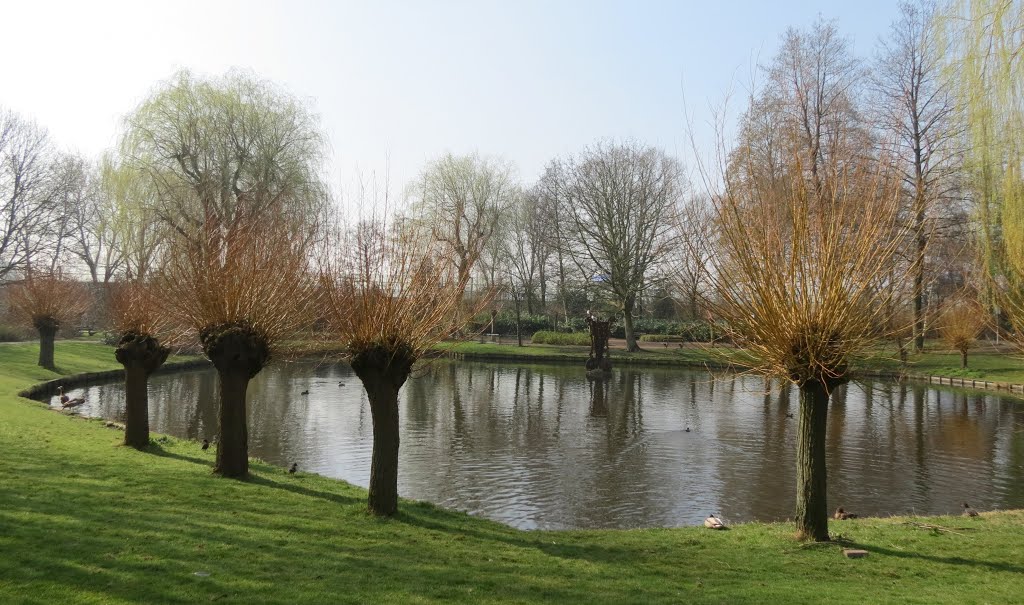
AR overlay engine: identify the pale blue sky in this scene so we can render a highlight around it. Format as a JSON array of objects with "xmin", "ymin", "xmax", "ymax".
[{"xmin": 0, "ymin": 0, "xmax": 904, "ymax": 195}]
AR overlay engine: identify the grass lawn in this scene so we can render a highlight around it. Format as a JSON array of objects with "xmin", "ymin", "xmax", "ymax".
[{"xmin": 2, "ymin": 340, "xmax": 1024, "ymax": 603}]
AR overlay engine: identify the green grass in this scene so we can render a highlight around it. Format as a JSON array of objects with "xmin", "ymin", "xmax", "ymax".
[{"xmin": 4, "ymin": 340, "xmax": 1024, "ymax": 603}]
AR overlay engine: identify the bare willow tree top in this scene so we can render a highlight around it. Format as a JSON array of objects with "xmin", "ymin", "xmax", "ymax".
[
  {"xmin": 320, "ymin": 215, "xmax": 489, "ymax": 362},
  {"xmin": 707, "ymin": 153, "xmax": 909, "ymax": 387},
  {"xmin": 120, "ymin": 69, "xmax": 329, "ymax": 237}
]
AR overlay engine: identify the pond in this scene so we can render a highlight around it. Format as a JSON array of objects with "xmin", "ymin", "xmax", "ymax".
[{"xmin": 47, "ymin": 360, "xmax": 1024, "ymax": 530}]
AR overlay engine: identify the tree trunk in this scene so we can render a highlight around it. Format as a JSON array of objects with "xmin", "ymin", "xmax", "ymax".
[
  {"xmin": 514, "ymin": 293, "xmax": 523, "ymax": 347},
  {"xmin": 351, "ymin": 351, "xmax": 412, "ymax": 517},
  {"xmin": 215, "ymin": 369, "xmax": 250, "ymax": 478},
  {"xmin": 123, "ymin": 366, "xmax": 150, "ymax": 448},
  {"xmin": 200, "ymin": 323, "xmax": 270, "ymax": 479},
  {"xmin": 116, "ymin": 332, "xmax": 170, "ymax": 450},
  {"xmin": 795, "ymin": 380, "xmax": 831, "ymax": 541},
  {"xmin": 961, "ymin": 349, "xmax": 968, "ymax": 370},
  {"xmin": 622, "ymin": 304, "xmax": 639, "ymax": 352},
  {"xmin": 36, "ymin": 319, "xmax": 58, "ymax": 369}
]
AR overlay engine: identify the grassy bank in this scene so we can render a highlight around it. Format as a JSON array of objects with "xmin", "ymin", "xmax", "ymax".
[
  {"xmin": 2, "ymin": 340, "xmax": 1024, "ymax": 603},
  {"xmin": 445, "ymin": 340, "xmax": 1024, "ymax": 385}
]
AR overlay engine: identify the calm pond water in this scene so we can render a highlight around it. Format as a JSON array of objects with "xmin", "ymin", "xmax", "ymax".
[{"xmin": 48, "ymin": 360, "xmax": 1024, "ymax": 530}]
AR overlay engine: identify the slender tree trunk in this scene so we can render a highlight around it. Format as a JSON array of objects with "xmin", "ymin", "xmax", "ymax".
[
  {"xmin": 913, "ymin": 219, "xmax": 926, "ymax": 352},
  {"xmin": 961, "ymin": 349, "xmax": 968, "ymax": 369},
  {"xmin": 123, "ymin": 366, "xmax": 150, "ymax": 448},
  {"xmin": 622, "ymin": 299, "xmax": 639, "ymax": 352},
  {"xmin": 795, "ymin": 380, "xmax": 831, "ymax": 541},
  {"xmin": 515, "ymin": 292, "xmax": 523, "ymax": 347},
  {"xmin": 36, "ymin": 319, "xmax": 58, "ymax": 372}
]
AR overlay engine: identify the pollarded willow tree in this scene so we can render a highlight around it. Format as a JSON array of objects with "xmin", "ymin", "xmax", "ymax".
[
  {"xmin": 937, "ymin": 293, "xmax": 986, "ymax": 369},
  {"xmin": 163, "ymin": 214, "xmax": 319, "ymax": 476},
  {"xmin": 7, "ymin": 268, "xmax": 88, "ymax": 369},
  {"xmin": 108, "ymin": 280, "xmax": 172, "ymax": 449},
  {"xmin": 549, "ymin": 141, "xmax": 683, "ymax": 352},
  {"xmin": 701, "ymin": 149, "xmax": 908, "ymax": 541},
  {"xmin": 122, "ymin": 69, "xmax": 328, "ymax": 477},
  {"xmin": 320, "ymin": 216, "xmax": 489, "ymax": 516}
]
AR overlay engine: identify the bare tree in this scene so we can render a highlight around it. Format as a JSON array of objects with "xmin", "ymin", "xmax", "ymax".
[
  {"xmin": 551, "ymin": 141, "xmax": 682, "ymax": 351},
  {"xmin": 101, "ymin": 155, "xmax": 166, "ymax": 281},
  {"xmin": 0, "ymin": 108, "xmax": 59, "ymax": 281},
  {"xmin": 109, "ymin": 280, "xmax": 172, "ymax": 448},
  {"xmin": 675, "ymin": 196, "xmax": 716, "ymax": 320},
  {"xmin": 410, "ymin": 153, "xmax": 517, "ymax": 296},
  {"xmin": 874, "ymin": 0, "xmax": 963, "ymax": 352},
  {"xmin": 700, "ymin": 120, "xmax": 908, "ymax": 541},
  {"xmin": 937, "ymin": 293, "xmax": 986, "ymax": 369},
  {"xmin": 162, "ymin": 214, "xmax": 319, "ymax": 476},
  {"xmin": 320, "ymin": 214, "xmax": 490, "ymax": 516},
  {"xmin": 60, "ymin": 155, "xmax": 124, "ymax": 284},
  {"xmin": 7, "ymin": 268, "xmax": 88, "ymax": 368}
]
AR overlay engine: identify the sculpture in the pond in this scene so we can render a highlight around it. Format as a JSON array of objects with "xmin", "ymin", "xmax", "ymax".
[{"xmin": 585, "ymin": 310, "xmax": 612, "ymax": 373}]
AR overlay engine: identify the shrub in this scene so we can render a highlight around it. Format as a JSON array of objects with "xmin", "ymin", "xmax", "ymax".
[
  {"xmin": 530, "ymin": 331, "xmax": 591, "ymax": 346},
  {"xmin": 471, "ymin": 311, "xmax": 552, "ymax": 335},
  {"xmin": 0, "ymin": 324, "xmax": 25, "ymax": 342},
  {"xmin": 638, "ymin": 334, "xmax": 687, "ymax": 343}
]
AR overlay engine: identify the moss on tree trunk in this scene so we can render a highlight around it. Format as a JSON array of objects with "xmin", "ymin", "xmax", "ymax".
[
  {"xmin": 35, "ymin": 317, "xmax": 58, "ymax": 370},
  {"xmin": 200, "ymin": 322, "xmax": 269, "ymax": 479},
  {"xmin": 350, "ymin": 345, "xmax": 414, "ymax": 516},
  {"xmin": 115, "ymin": 332, "xmax": 170, "ymax": 449},
  {"xmin": 795, "ymin": 379, "xmax": 831, "ymax": 541}
]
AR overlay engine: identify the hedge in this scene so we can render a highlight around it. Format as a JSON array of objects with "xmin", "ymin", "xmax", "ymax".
[{"xmin": 530, "ymin": 331, "xmax": 591, "ymax": 346}]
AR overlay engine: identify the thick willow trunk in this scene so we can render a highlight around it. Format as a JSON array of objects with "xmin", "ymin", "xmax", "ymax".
[
  {"xmin": 36, "ymin": 317, "xmax": 58, "ymax": 369},
  {"xmin": 201, "ymin": 323, "xmax": 270, "ymax": 479},
  {"xmin": 116, "ymin": 332, "xmax": 170, "ymax": 450},
  {"xmin": 215, "ymin": 370, "xmax": 250, "ymax": 477},
  {"xmin": 795, "ymin": 380, "xmax": 831, "ymax": 541},
  {"xmin": 123, "ymin": 367, "xmax": 150, "ymax": 448},
  {"xmin": 351, "ymin": 346, "xmax": 414, "ymax": 516}
]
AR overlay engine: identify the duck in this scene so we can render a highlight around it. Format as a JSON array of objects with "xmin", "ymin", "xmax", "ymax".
[
  {"xmin": 62, "ymin": 397, "xmax": 86, "ymax": 409},
  {"xmin": 338, "ymin": 382, "xmax": 345, "ymax": 387},
  {"xmin": 684, "ymin": 427, "xmax": 691, "ymax": 433},
  {"xmin": 833, "ymin": 507, "xmax": 858, "ymax": 520},
  {"xmin": 201, "ymin": 439, "xmax": 210, "ymax": 451},
  {"xmin": 57, "ymin": 386, "xmax": 69, "ymax": 405},
  {"xmin": 300, "ymin": 390, "xmax": 309, "ymax": 395},
  {"xmin": 704, "ymin": 514, "xmax": 727, "ymax": 530},
  {"xmin": 289, "ymin": 463, "xmax": 298, "ymax": 474},
  {"xmin": 962, "ymin": 502, "xmax": 979, "ymax": 517}
]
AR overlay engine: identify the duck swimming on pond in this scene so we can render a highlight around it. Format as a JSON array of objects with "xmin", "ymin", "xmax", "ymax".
[{"xmin": 300, "ymin": 390, "xmax": 309, "ymax": 395}]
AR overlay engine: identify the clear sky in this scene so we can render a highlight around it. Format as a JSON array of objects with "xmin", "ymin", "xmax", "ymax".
[{"xmin": 0, "ymin": 0, "xmax": 904, "ymax": 196}]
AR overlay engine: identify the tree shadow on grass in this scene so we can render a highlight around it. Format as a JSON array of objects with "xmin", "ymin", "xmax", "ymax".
[
  {"xmin": 848, "ymin": 540, "xmax": 1024, "ymax": 574},
  {"xmin": 146, "ymin": 443, "xmax": 212, "ymax": 467},
  {"xmin": 244, "ymin": 474, "xmax": 362, "ymax": 506},
  {"xmin": 395, "ymin": 504, "xmax": 640, "ymax": 565}
]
